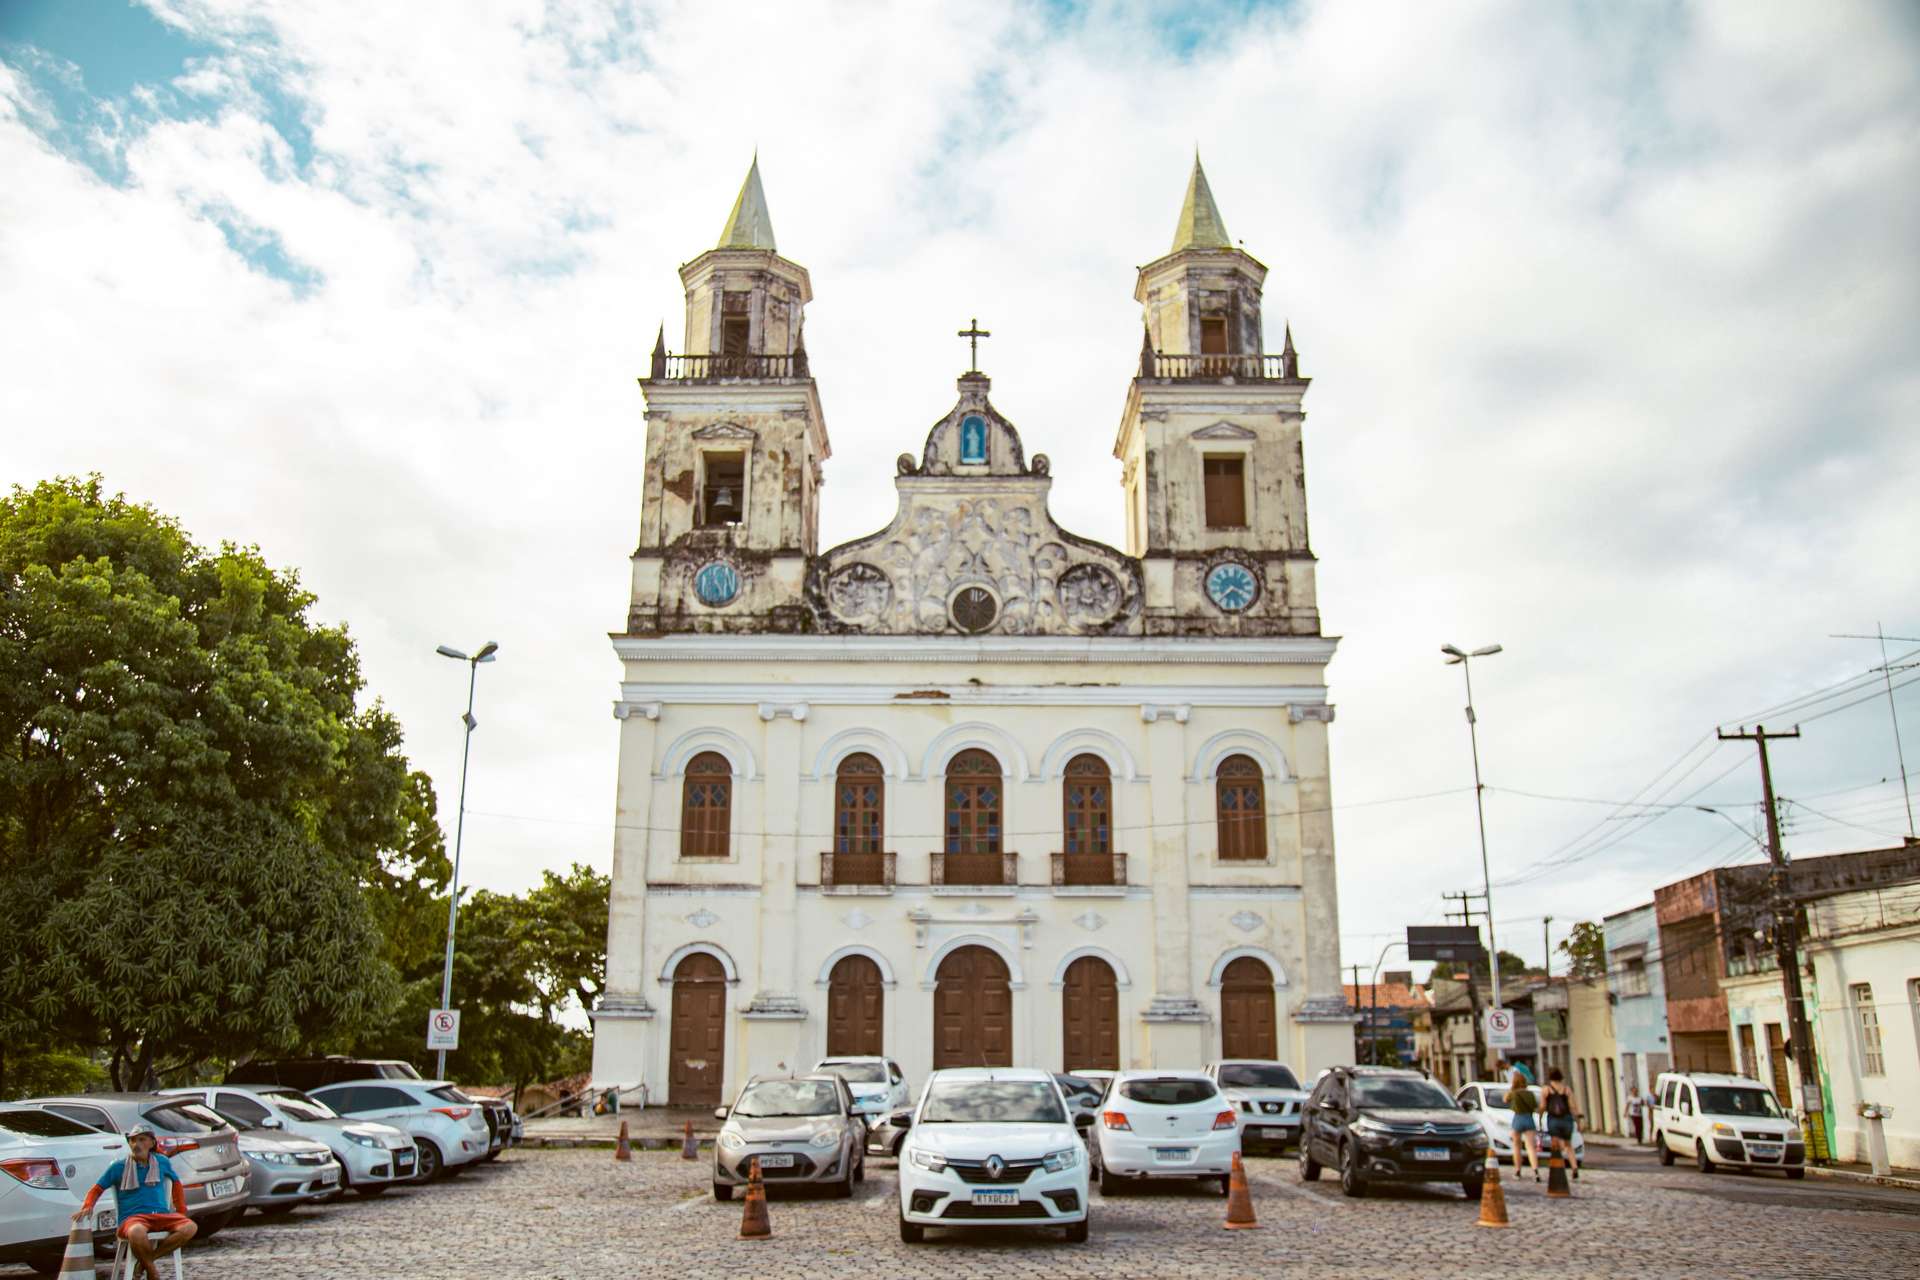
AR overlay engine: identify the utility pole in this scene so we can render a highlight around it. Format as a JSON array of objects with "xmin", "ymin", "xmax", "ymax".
[
  {"xmin": 1542, "ymin": 915, "xmax": 1554, "ymax": 980},
  {"xmin": 1443, "ymin": 890, "xmax": 1492, "ymax": 1076},
  {"xmin": 1719, "ymin": 723, "xmax": 1828, "ymax": 1164},
  {"xmin": 1351, "ymin": 964, "xmax": 1364, "ymax": 1063}
]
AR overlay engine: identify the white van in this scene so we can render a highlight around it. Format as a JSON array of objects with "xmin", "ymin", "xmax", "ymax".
[{"xmin": 1650, "ymin": 1072, "xmax": 1805, "ymax": 1178}]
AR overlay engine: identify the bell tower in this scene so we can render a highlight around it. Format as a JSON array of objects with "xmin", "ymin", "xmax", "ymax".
[
  {"xmin": 628, "ymin": 157, "xmax": 829, "ymax": 634},
  {"xmin": 1113, "ymin": 155, "xmax": 1319, "ymax": 636}
]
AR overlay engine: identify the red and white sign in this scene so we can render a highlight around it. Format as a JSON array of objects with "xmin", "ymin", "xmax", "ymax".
[
  {"xmin": 1484, "ymin": 1009, "xmax": 1517, "ymax": 1050},
  {"xmin": 427, "ymin": 1008, "xmax": 461, "ymax": 1051}
]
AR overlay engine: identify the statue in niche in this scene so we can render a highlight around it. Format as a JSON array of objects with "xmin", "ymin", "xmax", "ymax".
[{"xmin": 960, "ymin": 415, "xmax": 988, "ymax": 464}]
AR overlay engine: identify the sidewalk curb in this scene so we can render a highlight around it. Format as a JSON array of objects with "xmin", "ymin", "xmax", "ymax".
[
  {"xmin": 1805, "ymin": 1166, "xmax": 1920, "ymax": 1192},
  {"xmin": 523, "ymin": 1136, "xmax": 715, "ymax": 1152}
]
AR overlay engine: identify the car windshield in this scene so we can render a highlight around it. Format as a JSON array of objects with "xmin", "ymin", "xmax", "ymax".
[
  {"xmin": 1352, "ymin": 1078, "xmax": 1457, "ymax": 1110},
  {"xmin": 147, "ymin": 1103, "xmax": 229, "ymax": 1134},
  {"xmin": 264, "ymin": 1091, "xmax": 338, "ymax": 1122},
  {"xmin": 1698, "ymin": 1087, "xmax": 1783, "ymax": 1118},
  {"xmin": 1218, "ymin": 1064, "xmax": 1301, "ymax": 1090},
  {"xmin": 820, "ymin": 1063, "xmax": 888, "ymax": 1085},
  {"xmin": 920, "ymin": 1081, "xmax": 1066, "ymax": 1125},
  {"xmin": 1480, "ymin": 1089, "xmax": 1514, "ymax": 1111},
  {"xmin": 0, "ymin": 1109, "xmax": 96, "ymax": 1138},
  {"xmin": 733, "ymin": 1081, "xmax": 842, "ymax": 1118},
  {"xmin": 1119, "ymin": 1078, "xmax": 1218, "ymax": 1106}
]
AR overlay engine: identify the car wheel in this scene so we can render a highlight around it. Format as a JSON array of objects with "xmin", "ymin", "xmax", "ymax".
[
  {"xmin": 854, "ymin": 1150, "xmax": 865, "ymax": 1184},
  {"xmin": 196, "ymin": 1210, "xmax": 237, "ymax": 1239},
  {"xmin": 1463, "ymin": 1175, "xmax": 1484, "ymax": 1200},
  {"xmin": 1656, "ymin": 1133, "xmax": 1675, "ymax": 1166},
  {"xmin": 415, "ymin": 1139, "xmax": 446, "ymax": 1181},
  {"xmin": 1787, "ymin": 1167, "xmax": 1806, "ymax": 1181},
  {"xmin": 713, "ymin": 1182, "xmax": 733, "ymax": 1201},
  {"xmin": 1696, "ymin": 1141, "xmax": 1715, "ymax": 1174},
  {"xmin": 1300, "ymin": 1142, "xmax": 1322, "ymax": 1182},
  {"xmin": 1339, "ymin": 1142, "xmax": 1368, "ymax": 1198},
  {"xmin": 899, "ymin": 1213, "xmax": 924, "ymax": 1244},
  {"xmin": 353, "ymin": 1185, "xmax": 388, "ymax": 1197},
  {"xmin": 26, "ymin": 1252, "xmax": 63, "ymax": 1278},
  {"xmin": 1064, "ymin": 1215, "xmax": 1090, "ymax": 1243},
  {"xmin": 1099, "ymin": 1165, "xmax": 1129, "ymax": 1196},
  {"xmin": 1217, "ymin": 1174, "xmax": 1233, "ymax": 1197}
]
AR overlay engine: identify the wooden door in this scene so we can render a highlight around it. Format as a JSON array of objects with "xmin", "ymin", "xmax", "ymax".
[
  {"xmin": 1764, "ymin": 1023, "xmax": 1791, "ymax": 1102},
  {"xmin": 669, "ymin": 952, "xmax": 727, "ymax": 1105},
  {"xmin": 827, "ymin": 954, "xmax": 885, "ymax": 1057},
  {"xmin": 1061, "ymin": 956, "xmax": 1119, "ymax": 1071},
  {"xmin": 933, "ymin": 946, "xmax": 1012, "ymax": 1068},
  {"xmin": 1220, "ymin": 957, "xmax": 1278, "ymax": 1059}
]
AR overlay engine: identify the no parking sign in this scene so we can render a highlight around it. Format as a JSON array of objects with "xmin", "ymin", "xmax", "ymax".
[
  {"xmin": 1484, "ymin": 1008, "xmax": 1517, "ymax": 1050},
  {"xmin": 427, "ymin": 1008, "xmax": 461, "ymax": 1051}
]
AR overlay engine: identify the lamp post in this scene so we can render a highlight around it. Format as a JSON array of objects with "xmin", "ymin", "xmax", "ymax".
[
  {"xmin": 1442, "ymin": 643, "xmax": 1504, "ymax": 1013},
  {"xmin": 434, "ymin": 639, "xmax": 498, "ymax": 1080}
]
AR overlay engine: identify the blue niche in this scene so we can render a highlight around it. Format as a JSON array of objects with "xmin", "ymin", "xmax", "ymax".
[
  {"xmin": 693, "ymin": 560, "xmax": 741, "ymax": 607},
  {"xmin": 960, "ymin": 415, "xmax": 988, "ymax": 464}
]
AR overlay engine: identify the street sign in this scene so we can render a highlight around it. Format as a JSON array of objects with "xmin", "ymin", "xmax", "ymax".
[
  {"xmin": 1484, "ymin": 1008, "xmax": 1517, "ymax": 1050},
  {"xmin": 427, "ymin": 1008, "xmax": 461, "ymax": 1051},
  {"xmin": 1408, "ymin": 925, "xmax": 1484, "ymax": 962}
]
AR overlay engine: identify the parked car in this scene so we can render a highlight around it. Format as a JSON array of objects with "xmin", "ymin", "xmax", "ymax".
[
  {"xmin": 160, "ymin": 1086, "xmax": 416, "ymax": 1196},
  {"xmin": 227, "ymin": 1058, "xmax": 424, "ymax": 1090},
  {"xmin": 17, "ymin": 1095, "xmax": 251, "ymax": 1234},
  {"xmin": 1206, "ymin": 1059, "xmax": 1309, "ymax": 1152},
  {"xmin": 1092, "ymin": 1071, "xmax": 1239, "ymax": 1195},
  {"xmin": 1298, "ymin": 1066, "xmax": 1489, "ymax": 1199},
  {"xmin": 1453, "ymin": 1081, "xmax": 1586, "ymax": 1162},
  {"xmin": 894, "ymin": 1068, "xmax": 1092, "ymax": 1244},
  {"xmin": 1053, "ymin": 1074, "xmax": 1106, "ymax": 1126},
  {"xmin": 1651, "ymin": 1071, "xmax": 1805, "ymax": 1178},
  {"xmin": 307, "ymin": 1080, "xmax": 490, "ymax": 1181},
  {"xmin": 711, "ymin": 1074, "xmax": 866, "ymax": 1200},
  {"xmin": 0, "ymin": 1107, "xmax": 123, "ymax": 1277},
  {"xmin": 864, "ymin": 1105, "xmax": 912, "ymax": 1158},
  {"xmin": 813, "ymin": 1057, "xmax": 911, "ymax": 1120},
  {"xmin": 1069, "ymin": 1070, "xmax": 1118, "ymax": 1101},
  {"xmin": 471, "ymin": 1097, "xmax": 518, "ymax": 1159}
]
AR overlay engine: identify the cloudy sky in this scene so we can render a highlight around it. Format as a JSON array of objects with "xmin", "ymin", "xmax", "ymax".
[{"xmin": 4, "ymin": 0, "xmax": 1917, "ymax": 979}]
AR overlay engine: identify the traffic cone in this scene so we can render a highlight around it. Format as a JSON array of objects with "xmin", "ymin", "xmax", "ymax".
[
  {"xmin": 1223, "ymin": 1152, "xmax": 1259, "ymax": 1230},
  {"xmin": 1546, "ymin": 1138, "xmax": 1571, "ymax": 1199},
  {"xmin": 614, "ymin": 1119, "xmax": 632, "ymax": 1162},
  {"xmin": 681, "ymin": 1118, "xmax": 698, "ymax": 1161},
  {"xmin": 57, "ymin": 1219, "xmax": 93, "ymax": 1275},
  {"xmin": 739, "ymin": 1156, "xmax": 772, "ymax": 1240},
  {"xmin": 1475, "ymin": 1162, "xmax": 1511, "ymax": 1228}
]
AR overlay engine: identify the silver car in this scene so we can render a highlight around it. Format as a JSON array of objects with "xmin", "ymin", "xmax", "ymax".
[
  {"xmin": 161, "ymin": 1086, "xmax": 416, "ymax": 1195},
  {"xmin": 228, "ymin": 1127, "xmax": 340, "ymax": 1214},
  {"xmin": 712, "ymin": 1075, "xmax": 866, "ymax": 1200},
  {"xmin": 20, "ymin": 1095, "xmax": 251, "ymax": 1234}
]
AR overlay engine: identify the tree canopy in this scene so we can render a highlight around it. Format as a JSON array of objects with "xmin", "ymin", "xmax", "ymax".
[{"xmin": 1558, "ymin": 921, "xmax": 1606, "ymax": 980}]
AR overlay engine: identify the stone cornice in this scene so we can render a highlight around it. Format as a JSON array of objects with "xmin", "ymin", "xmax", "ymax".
[{"xmin": 610, "ymin": 633, "xmax": 1338, "ymax": 667}]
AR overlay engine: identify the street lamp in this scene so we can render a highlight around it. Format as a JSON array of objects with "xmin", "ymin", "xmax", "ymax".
[
  {"xmin": 1442, "ymin": 643, "xmax": 1504, "ymax": 1018},
  {"xmin": 434, "ymin": 639, "xmax": 498, "ymax": 1080}
]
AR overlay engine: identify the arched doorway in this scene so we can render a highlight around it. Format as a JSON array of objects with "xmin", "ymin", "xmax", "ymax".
[
  {"xmin": 933, "ymin": 946, "xmax": 1012, "ymax": 1068},
  {"xmin": 1220, "ymin": 956, "xmax": 1277, "ymax": 1060},
  {"xmin": 826, "ymin": 954, "xmax": 885, "ymax": 1057},
  {"xmin": 669, "ymin": 952, "xmax": 727, "ymax": 1104},
  {"xmin": 1061, "ymin": 955, "xmax": 1119, "ymax": 1071}
]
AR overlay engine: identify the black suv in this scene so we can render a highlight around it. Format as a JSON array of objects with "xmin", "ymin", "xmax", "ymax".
[
  {"xmin": 227, "ymin": 1057, "xmax": 425, "ymax": 1089},
  {"xmin": 1299, "ymin": 1066, "xmax": 1489, "ymax": 1199}
]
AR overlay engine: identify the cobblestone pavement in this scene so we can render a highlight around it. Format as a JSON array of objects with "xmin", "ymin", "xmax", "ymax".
[{"xmin": 11, "ymin": 1148, "xmax": 1915, "ymax": 1279}]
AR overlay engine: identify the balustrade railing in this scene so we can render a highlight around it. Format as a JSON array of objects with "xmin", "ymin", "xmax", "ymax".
[
  {"xmin": 821, "ymin": 850, "xmax": 895, "ymax": 889},
  {"xmin": 648, "ymin": 351, "xmax": 807, "ymax": 380},
  {"xmin": 931, "ymin": 851, "xmax": 1017, "ymax": 887},
  {"xmin": 1050, "ymin": 851, "xmax": 1127, "ymax": 887},
  {"xmin": 1139, "ymin": 351, "xmax": 1296, "ymax": 381}
]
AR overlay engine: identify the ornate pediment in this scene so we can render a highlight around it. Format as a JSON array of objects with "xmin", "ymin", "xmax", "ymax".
[
  {"xmin": 1190, "ymin": 420, "xmax": 1258, "ymax": 440},
  {"xmin": 691, "ymin": 421, "xmax": 757, "ymax": 440}
]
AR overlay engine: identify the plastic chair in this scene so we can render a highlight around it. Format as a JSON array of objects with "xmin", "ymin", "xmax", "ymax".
[{"xmin": 111, "ymin": 1231, "xmax": 185, "ymax": 1279}]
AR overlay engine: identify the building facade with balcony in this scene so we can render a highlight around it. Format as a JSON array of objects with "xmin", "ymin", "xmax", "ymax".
[{"xmin": 589, "ymin": 157, "xmax": 1351, "ymax": 1104}]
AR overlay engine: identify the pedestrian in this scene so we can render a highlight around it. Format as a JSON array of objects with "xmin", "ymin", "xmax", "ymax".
[
  {"xmin": 1543, "ymin": 1067, "xmax": 1581, "ymax": 1180},
  {"xmin": 1626, "ymin": 1084, "xmax": 1646, "ymax": 1144},
  {"xmin": 71, "ymin": 1123, "xmax": 196, "ymax": 1280},
  {"xmin": 1505, "ymin": 1068, "xmax": 1542, "ymax": 1180}
]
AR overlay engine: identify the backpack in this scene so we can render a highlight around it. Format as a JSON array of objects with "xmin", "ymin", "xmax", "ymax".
[{"xmin": 1545, "ymin": 1087, "xmax": 1573, "ymax": 1120}]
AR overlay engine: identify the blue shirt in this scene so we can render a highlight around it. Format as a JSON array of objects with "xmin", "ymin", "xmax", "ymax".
[{"xmin": 94, "ymin": 1155, "xmax": 179, "ymax": 1218}]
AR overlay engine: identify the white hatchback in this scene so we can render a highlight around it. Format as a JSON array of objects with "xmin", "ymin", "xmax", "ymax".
[
  {"xmin": 0, "ymin": 1107, "xmax": 122, "ymax": 1275},
  {"xmin": 895, "ymin": 1069, "xmax": 1091, "ymax": 1244},
  {"xmin": 812, "ymin": 1057, "xmax": 910, "ymax": 1119},
  {"xmin": 1651, "ymin": 1071, "xmax": 1805, "ymax": 1177},
  {"xmin": 1094, "ymin": 1071, "xmax": 1240, "ymax": 1194}
]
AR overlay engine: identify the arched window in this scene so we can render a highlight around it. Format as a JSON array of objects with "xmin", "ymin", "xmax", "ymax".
[
  {"xmin": 944, "ymin": 749, "xmax": 1002, "ymax": 854},
  {"xmin": 681, "ymin": 751, "xmax": 732, "ymax": 858},
  {"xmin": 1215, "ymin": 753, "xmax": 1266, "ymax": 860},
  {"xmin": 834, "ymin": 753, "xmax": 885, "ymax": 854},
  {"xmin": 1062, "ymin": 754, "xmax": 1112, "ymax": 855}
]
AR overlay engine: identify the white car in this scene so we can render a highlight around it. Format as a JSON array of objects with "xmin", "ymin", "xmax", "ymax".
[
  {"xmin": 309, "ymin": 1080, "xmax": 491, "ymax": 1180},
  {"xmin": 1094, "ymin": 1071, "xmax": 1240, "ymax": 1194},
  {"xmin": 0, "ymin": 1107, "xmax": 122, "ymax": 1276},
  {"xmin": 812, "ymin": 1057, "xmax": 910, "ymax": 1119},
  {"xmin": 895, "ymin": 1068, "xmax": 1091, "ymax": 1244},
  {"xmin": 1454, "ymin": 1082, "xmax": 1586, "ymax": 1161},
  {"xmin": 161, "ymin": 1085, "xmax": 417, "ymax": 1195},
  {"xmin": 1206, "ymin": 1059, "xmax": 1309, "ymax": 1152},
  {"xmin": 1651, "ymin": 1071, "xmax": 1805, "ymax": 1178}
]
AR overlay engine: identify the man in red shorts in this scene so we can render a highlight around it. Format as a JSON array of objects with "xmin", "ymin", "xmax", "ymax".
[{"xmin": 72, "ymin": 1123, "xmax": 197, "ymax": 1279}]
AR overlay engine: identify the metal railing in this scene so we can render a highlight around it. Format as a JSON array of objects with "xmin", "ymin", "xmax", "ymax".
[
  {"xmin": 1050, "ymin": 851, "xmax": 1127, "ymax": 887},
  {"xmin": 648, "ymin": 351, "xmax": 808, "ymax": 380},
  {"xmin": 1139, "ymin": 351, "xmax": 1297, "ymax": 381},
  {"xmin": 821, "ymin": 850, "xmax": 895, "ymax": 888},
  {"xmin": 931, "ymin": 851, "xmax": 1017, "ymax": 887}
]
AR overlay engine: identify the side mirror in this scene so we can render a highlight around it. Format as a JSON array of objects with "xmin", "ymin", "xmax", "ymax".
[
  {"xmin": 1072, "ymin": 1113, "xmax": 1095, "ymax": 1130},
  {"xmin": 260, "ymin": 1117, "xmax": 285, "ymax": 1130},
  {"xmin": 889, "ymin": 1111, "xmax": 913, "ymax": 1130},
  {"xmin": 712, "ymin": 1107, "xmax": 729, "ymax": 1121}
]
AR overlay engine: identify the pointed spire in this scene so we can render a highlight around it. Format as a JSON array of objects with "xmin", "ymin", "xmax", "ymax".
[
  {"xmin": 717, "ymin": 154, "xmax": 777, "ymax": 251},
  {"xmin": 1170, "ymin": 152, "xmax": 1231, "ymax": 253},
  {"xmin": 1281, "ymin": 322, "xmax": 1299, "ymax": 379},
  {"xmin": 649, "ymin": 322, "xmax": 666, "ymax": 378},
  {"xmin": 1139, "ymin": 325, "xmax": 1155, "ymax": 377}
]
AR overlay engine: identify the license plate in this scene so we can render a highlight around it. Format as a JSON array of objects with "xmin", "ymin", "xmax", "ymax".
[
  {"xmin": 1751, "ymin": 1143, "xmax": 1781, "ymax": 1158},
  {"xmin": 1152, "ymin": 1146, "xmax": 1195, "ymax": 1163},
  {"xmin": 757, "ymin": 1154, "xmax": 795, "ymax": 1168},
  {"xmin": 94, "ymin": 1211, "xmax": 115, "ymax": 1232},
  {"xmin": 972, "ymin": 1189, "xmax": 1019, "ymax": 1206},
  {"xmin": 317, "ymin": 1168, "xmax": 339, "ymax": 1185},
  {"xmin": 1413, "ymin": 1147, "xmax": 1450, "ymax": 1162},
  {"xmin": 207, "ymin": 1177, "xmax": 240, "ymax": 1198},
  {"xmin": 395, "ymin": 1152, "xmax": 415, "ymax": 1168}
]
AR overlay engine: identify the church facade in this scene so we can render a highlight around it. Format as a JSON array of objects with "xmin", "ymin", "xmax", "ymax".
[{"xmin": 590, "ymin": 157, "xmax": 1351, "ymax": 1105}]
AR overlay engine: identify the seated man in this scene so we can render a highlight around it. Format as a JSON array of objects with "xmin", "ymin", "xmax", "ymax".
[{"xmin": 73, "ymin": 1123, "xmax": 197, "ymax": 1279}]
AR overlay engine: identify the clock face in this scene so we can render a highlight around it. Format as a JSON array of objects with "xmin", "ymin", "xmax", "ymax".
[
  {"xmin": 950, "ymin": 585, "xmax": 999, "ymax": 634},
  {"xmin": 1205, "ymin": 562, "xmax": 1259, "ymax": 612},
  {"xmin": 693, "ymin": 560, "xmax": 740, "ymax": 607}
]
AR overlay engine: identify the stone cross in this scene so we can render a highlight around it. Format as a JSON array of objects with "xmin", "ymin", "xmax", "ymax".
[{"xmin": 957, "ymin": 317, "xmax": 991, "ymax": 372}]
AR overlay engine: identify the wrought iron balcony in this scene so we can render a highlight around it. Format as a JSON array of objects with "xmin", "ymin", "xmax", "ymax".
[
  {"xmin": 647, "ymin": 351, "xmax": 808, "ymax": 381},
  {"xmin": 1139, "ymin": 351, "xmax": 1299, "ymax": 382},
  {"xmin": 1051, "ymin": 851, "xmax": 1127, "ymax": 888},
  {"xmin": 931, "ymin": 851, "xmax": 1017, "ymax": 887},
  {"xmin": 820, "ymin": 850, "xmax": 895, "ymax": 890}
]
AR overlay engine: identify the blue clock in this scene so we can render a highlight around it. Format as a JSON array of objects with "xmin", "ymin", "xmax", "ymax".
[
  {"xmin": 1205, "ymin": 562, "xmax": 1259, "ymax": 613},
  {"xmin": 693, "ymin": 560, "xmax": 740, "ymax": 607}
]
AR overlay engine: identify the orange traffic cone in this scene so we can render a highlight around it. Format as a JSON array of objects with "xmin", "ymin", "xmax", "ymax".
[
  {"xmin": 1475, "ymin": 1162, "xmax": 1511, "ymax": 1228},
  {"xmin": 1546, "ymin": 1138, "xmax": 1571, "ymax": 1199},
  {"xmin": 681, "ymin": 1118, "xmax": 698, "ymax": 1161},
  {"xmin": 1223, "ymin": 1151, "xmax": 1259, "ymax": 1230},
  {"xmin": 57, "ymin": 1218, "xmax": 93, "ymax": 1275},
  {"xmin": 739, "ymin": 1156, "xmax": 772, "ymax": 1239},
  {"xmin": 614, "ymin": 1119, "xmax": 632, "ymax": 1162}
]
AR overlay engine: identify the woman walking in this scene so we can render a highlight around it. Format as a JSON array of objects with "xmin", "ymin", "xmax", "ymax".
[
  {"xmin": 1543, "ymin": 1067, "xmax": 1582, "ymax": 1179},
  {"xmin": 1626, "ymin": 1085, "xmax": 1646, "ymax": 1144},
  {"xmin": 1505, "ymin": 1068, "xmax": 1542, "ymax": 1180}
]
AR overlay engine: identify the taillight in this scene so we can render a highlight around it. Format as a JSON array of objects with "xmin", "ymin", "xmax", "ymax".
[
  {"xmin": 432, "ymin": 1107, "xmax": 473, "ymax": 1121},
  {"xmin": 154, "ymin": 1136, "xmax": 199, "ymax": 1157},
  {"xmin": 0, "ymin": 1157, "xmax": 67, "ymax": 1189},
  {"xmin": 1102, "ymin": 1111, "xmax": 1131, "ymax": 1131},
  {"xmin": 1214, "ymin": 1110, "xmax": 1239, "ymax": 1130}
]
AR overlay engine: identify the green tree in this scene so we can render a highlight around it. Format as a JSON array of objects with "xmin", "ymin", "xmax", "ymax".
[
  {"xmin": 1558, "ymin": 921, "xmax": 1606, "ymax": 980},
  {"xmin": 1467, "ymin": 949, "xmax": 1531, "ymax": 981},
  {"xmin": 0, "ymin": 477, "xmax": 423, "ymax": 1089}
]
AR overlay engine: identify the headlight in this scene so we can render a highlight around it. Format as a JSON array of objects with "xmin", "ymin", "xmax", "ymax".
[
  {"xmin": 1712, "ymin": 1122, "xmax": 1737, "ymax": 1137},
  {"xmin": 1043, "ymin": 1146, "xmax": 1080, "ymax": 1173},
  {"xmin": 719, "ymin": 1129, "xmax": 746, "ymax": 1150},
  {"xmin": 257, "ymin": 1151, "xmax": 294, "ymax": 1165},
  {"xmin": 809, "ymin": 1130, "xmax": 838, "ymax": 1148},
  {"xmin": 1351, "ymin": 1117, "xmax": 1391, "ymax": 1137},
  {"xmin": 1465, "ymin": 1129, "xmax": 1490, "ymax": 1148},
  {"xmin": 346, "ymin": 1131, "xmax": 381, "ymax": 1148},
  {"xmin": 909, "ymin": 1149, "xmax": 946, "ymax": 1173}
]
